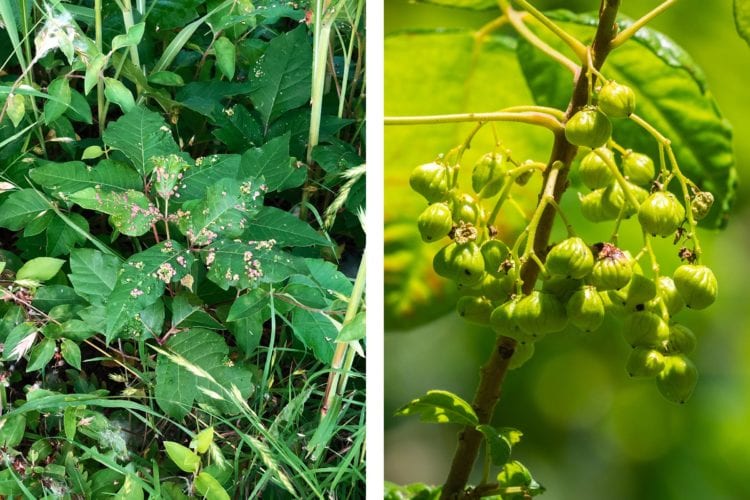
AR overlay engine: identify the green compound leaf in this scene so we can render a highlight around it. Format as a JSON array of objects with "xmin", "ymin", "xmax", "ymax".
[
  {"xmin": 154, "ymin": 328, "xmax": 254, "ymax": 419},
  {"xmin": 249, "ymin": 24, "xmax": 312, "ymax": 125},
  {"xmin": 69, "ymin": 188, "xmax": 157, "ymax": 236},
  {"xmin": 476, "ymin": 424, "xmax": 512, "ymax": 466},
  {"xmin": 239, "ymin": 133, "xmax": 305, "ymax": 193},
  {"xmin": 102, "ymin": 105, "xmax": 181, "ymax": 176},
  {"xmin": 290, "ymin": 308, "xmax": 336, "ymax": 363},
  {"xmin": 205, "ymin": 238, "xmax": 307, "ymax": 290},
  {"xmin": 395, "ymin": 389, "xmax": 479, "ymax": 427},
  {"xmin": 517, "ymin": 12, "xmax": 736, "ymax": 229},
  {"xmin": 164, "ymin": 441, "xmax": 201, "ymax": 473},
  {"xmin": 177, "ymin": 177, "xmax": 263, "ymax": 246},
  {"xmin": 242, "ymin": 206, "xmax": 330, "ymax": 247},
  {"xmin": 69, "ymin": 248, "xmax": 120, "ymax": 305},
  {"xmin": 105, "ymin": 240, "xmax": 193, "ymax": 341},
  {"xmin": 0, "ymin": 189, "xmax": 50, "ymax": 230},
  {"xmin": 104, "ymin": 77, "xmax": 135, "ymax": 113},
  {"xmin": 735, "ymin": 0, "xmax": 750, "ymax": 47},
  {"xmin": 385, "ymin": 31, "xmax": 542, "ymax": 330},
  {"xmin": 30, "ymin": 159, "xmax": 143, "ymax": 196},
  {"xmin": 111, "ymin": 22, "xmax": 145, "ymax": 52}
]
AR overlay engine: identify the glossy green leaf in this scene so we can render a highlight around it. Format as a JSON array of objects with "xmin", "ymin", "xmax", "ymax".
[
  {"xmin": 194, "ymin": 472, "xmax": 230, "ymax": 500},
  {"xmin": 178, "ymin": 178, "xmax": 262, "ymax": 246},
  {"xmin": 45, "ymin": 212, "xmax": 89, "ymax": 257},
  {"xmin": 104, "ymin": 77, "xmax": 135, "ymax": 113},
  {"xmin": 395, "ymin": 390, "xmax": 479, "ymax": 426},
  {"xmin": 16, "ymin": 257, "xmax": 64, "ymax": 281},
  {"xmin": 249, "ymin": 25, "xmax": 311, "ymax": 124},
  {"xmin": 239, "ymin": 133, "xmax": 304, "ymax": 192},
  {"xmin": 6, "ymin": 93, "xmax": 24, "ymax": 127},
  {"xmin": 155, "ymin": 328, "xmax": 254, "ymax": 419},
  {"xmin": 69, "ymin": 188, "xmax": 157, "ymax": 236},
  {"xmin": 111, "ymin": 22, "xmax": 145, "ymax": 51},
  {"xmin": 30, "ymin": 159, "xmax": 142, "ymax": 195},
  {"xmin": 214, "ymin": 36, "xmax": 236, "ymax": 80},
  {"xmin": 518, "ymin": 13, "xmax": 735, "ymax": 228},
  {"xmin": 735, "ymin": 0, "xmax": 750, "ymax": 46},
  {"xmin": 26, "ymin": 337, "xmax": 56, "ymax": 372},
  {"xmin": 290, "ymin": 309, "xmax": 336, "ymax": 363},
  {"xmin": 102, "ymin": 105, "xmax": 181, "ymax": 176},
  {"xmin": 44, "ymin": 77, "xmax": 72, "ymax": 124},
  {"xmin": 476, "ymin": 424, "xmax": 512, "ymax": 466},
  {"xmin": 206, "ymin": 239, "xmax": 306, "ymax": 289},
  {"xmin": 243, "ymin": 206, "xmax": 329, "ymax": 247},
  {"xmin": 191, "ymin": 426, "xmax": 214, "ymax": 454},
  {"xmin": 60, "ymin": 338, "xmax": 81, "ymax": 370},
  {"xmin": 69, "ymin": 248, "xmax": 120, "ymax": 304},
  {"xmin": 0, "ymin": 189, "xmax": 49, "ymax": 230},
  {"xmin": 164, "ymin": 441, "xmax": 201, "ymax": 473},
  {"xmin": 226, "ymin": 289, "xmax": 267, "ymax": 321},
  {"xmin": 105, "ymin": 240, "xmax": 192, "ymax": 340},
  {"xmin": 0, "ymin": 414, "xmax": 26, "ymax": 448},
  {"xmin": 385, "ymin": 31, "xmax": 542, "ymax": 330}
]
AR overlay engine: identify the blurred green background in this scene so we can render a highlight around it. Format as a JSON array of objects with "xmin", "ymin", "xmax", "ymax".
[{"xmin": 384, "ymin": 1, "xmax": 750, "ymax": 499}]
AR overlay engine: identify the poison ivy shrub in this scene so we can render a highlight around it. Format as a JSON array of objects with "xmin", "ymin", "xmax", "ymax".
[{"xmin": 0, "ymin": 0, "xmax": 365, "ymax": 497}]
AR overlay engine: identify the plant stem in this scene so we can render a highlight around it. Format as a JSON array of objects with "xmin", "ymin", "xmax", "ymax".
[
  {"xmin": 510, "ymin": 0, "xmax": 588, "ymax": 61},
  {"xmin": 611, "ymin": 0, "xmax": 678, "ymax": 48},
  {"xmin": 384, "ymin": 111, "xmax": 563, "ymax": 132},
  {"xmin": 439, "ymin": 2, "xmax": 622, "ymax": 497},
  {"xmin": 95, "ymin": 0, "xmax": 105, "ymax": 136}
]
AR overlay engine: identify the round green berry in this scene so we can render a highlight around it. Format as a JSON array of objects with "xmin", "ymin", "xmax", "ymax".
[
  {"xmin": 666, "ymin": 323, "xmax": 697, "ymax": 354},
  {"xmin": 590, "ymin": 243, "xmax": 633, "ymax": 290},
  {"xmin": 622, "ymin": 311, "xmax": 670, "ymax": 348},
  {"xmin": 578, "ymin": 148, "xmax": 615, "ymax": 189},
  {"xmin": 656, "ymin": 354, "xmax": 698, "ymax": 404},
  {"xmin": 456, "ymin": 296, "xmax": 493, "ymax": 326},
  {"xmin": 612, "ymin": 272, "xmax": 657, "ymax": 309},
  {"xmin": 566, "ymin": 286, "xmax": 605, "ymax": 332},
  {"xmin": 542, "ymin": 276, "xmax": 583, "ymax": 302},
  {"xmin": 450, "ymin": 192, "xmax": 484, "ymax": 225},
  {"xmin": 565, "ymin": 107, "xmax": 612, "ymax": 149},
  {"xmin": 514, "ymin": 291, "xmax": 568, "ymax": 338},
  {"xmin": 653, "ymin": 276, "xmax": 685, "ymax": 316},
  {"xmin": 545, "ymin": 237, "xmax": 594, "ymax": 279},
  {"xmin": 481, "ymin": 239, "xmax": 510, "ymax": 277},
  {"xmin": 602, "ymin": 180, "xmax": 649, "ymax": 219},
  {"xmin": 673, "ymin": 264, "xmax": 718, "ymax": 310},
  {"xmin": 490, "ymin": 299, "xmax": 532, "ymax": 343},
  {"xmin": 622, "ymin": 151, "xmax": 655, "ymax": 186},
  {"xmin": 626, "ymin": 347, "xmax": 665, "ymax": 378},
  {"xmin": 472, "ymin": 152, "xmax": 507, "ymax": 198},
  {"xmin": 598, "ymin": 81, "xmax": 636, "ymax": 118},
  {"xmin": 579, "ymin": 189, "xmax": 619, "ymax": 222},
  {"xmin": 638, "ymin": 191, "xmax": 685, "ymax": 237},
  {"xmin": 409, "ymin": 162, "xmax": 452, "ymax": 202},
  {"xmin": 417, "ymin": 203, "xmax": 453, "ymax": 242}
]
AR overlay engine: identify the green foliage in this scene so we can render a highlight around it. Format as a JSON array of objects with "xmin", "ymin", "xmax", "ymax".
[{"xmin": 0, "ymin": 0, "xmax": 365, "ymax": 496}]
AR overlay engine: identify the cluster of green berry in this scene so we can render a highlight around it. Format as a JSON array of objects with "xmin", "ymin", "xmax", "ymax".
[{"xmin": 408, "ymin": 80, "xmax": 719, "ymax": 404}]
